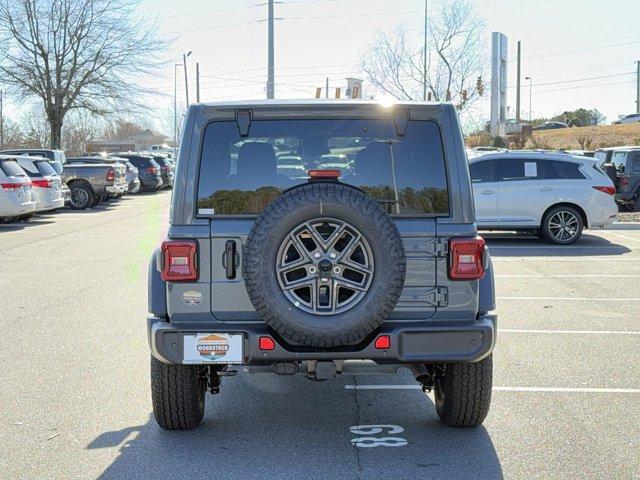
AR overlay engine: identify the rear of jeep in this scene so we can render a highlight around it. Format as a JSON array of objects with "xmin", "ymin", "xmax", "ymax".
[{"xmin": 147, "ymin": 100, "xmax": 496, "ymax": 430}]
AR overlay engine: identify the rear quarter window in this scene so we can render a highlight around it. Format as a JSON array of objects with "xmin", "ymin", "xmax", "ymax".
[
  {"xmin": 544, "ymin": 160, "xmax": 585, "ymax": 179},
  {"xmin": 0, "ymin": 160, "xmax": 26, "ymax": 177},
  {"xmin": 197, "ymin": 119, "xmax": 449, "ymax": 216}
]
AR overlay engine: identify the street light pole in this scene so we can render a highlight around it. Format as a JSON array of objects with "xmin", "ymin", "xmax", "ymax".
[
  {"xmin": 173, "ymin": 63, "xmax": 181, "ymax": 147},
  {"xmin": 525, "ymin": 76, "xmax": 532, "ymax": 122},
  {"xmin": 422, "ymin": 0, "xmax": 428, "ymax": 101},
  {"xmin": 267, "ymin": 0, "xmax": 275, "ymax": 99},
  {"xmin": 183, "ymin": 50, "xmax": 193, "ymax": 106}
]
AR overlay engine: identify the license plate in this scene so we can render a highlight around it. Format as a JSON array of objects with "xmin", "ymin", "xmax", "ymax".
[{"xmin": 183, "ymin": 333, "xmax": 243, "ymax": 364}]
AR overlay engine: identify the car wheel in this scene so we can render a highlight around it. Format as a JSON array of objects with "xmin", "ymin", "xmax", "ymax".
[
  {"xmin": 150, "ymin": 356, "xmax": 206, "ymax": 430},
  {"xmin": 69, "ymin": 183, "xmax": 95, "ymax": 210},
  {"xmin": 434, "ymin": 354, "xmax": 493, "ymax": 427},
  {"xmin": 541, "ymin": 205, "xmax": 583, "ymax": 245},
  {"xmin": 18, "ymin": 214, "xmax": 34, "ymax": 222},
  {"xmin": 243, "ymin": 182, "xmax": 406, "ymax": 347}
]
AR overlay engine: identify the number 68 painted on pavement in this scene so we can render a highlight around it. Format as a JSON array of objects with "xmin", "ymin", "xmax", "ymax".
[{"xmin": 349, "ymin": 425, "xmax": 407, "ymax": 448}]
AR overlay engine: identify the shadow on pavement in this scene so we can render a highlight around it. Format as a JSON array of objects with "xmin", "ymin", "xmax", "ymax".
[
  {"xmin": 482, "ymin": 232, "xmax": 631, "ymax": 257},
  {"xmin": 89, "ymin": 373, "xmax": 503, "ymax": 480}
]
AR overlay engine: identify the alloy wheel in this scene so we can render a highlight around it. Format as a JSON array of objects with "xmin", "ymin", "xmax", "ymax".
[{"xmin": 547, "ymin": 210, "xmax": 579, "ymax": 242}]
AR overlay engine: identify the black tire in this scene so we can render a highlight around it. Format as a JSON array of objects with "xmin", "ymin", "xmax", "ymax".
[
  {"xmin": 243, "ymin": 182, "xmax": 406, "ymax": 347},
  {"xmin": 541, "ymin": 205, "xmax": 583, "ymax": 245},
  {"xmin": 150, "ymin": 356, "xmax": 206, "ymax": 430},
  {"xmin": 69, "ymin": 182, "xmax": 95, "ymax": 210},
  {"xmin": 90, "ymin": 194, "xmax": 101, "ymax": 207},
  {"xmin": 434, "ymin": 354, "xmax": 493, "ymax": 428}
]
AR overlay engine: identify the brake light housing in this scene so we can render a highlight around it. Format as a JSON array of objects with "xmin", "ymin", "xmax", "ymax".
[
  {"xmin": 106, "ymin": 168, "xmax": 115, "ymax": 182},
  {"xmin": 593, "ymin": 185, "xmax": 616, "ymax": 196},
  {"xmin": 32, "ymin": 179, "xmax": 52, "ymax": 188},
  {"xmin": 161, "ymin": 240, "xmax": 198, "ymax": 282},
  {"xmin": 308, "ymin": 169, "xmax": 341, "ymax": 180},
  {"xmin": 449, "ymin": 236, "xmax": 486, "ymax": 280},
  {"xmin": 0, "ymin": 182, "xmax": 23, "ymax": 191}
]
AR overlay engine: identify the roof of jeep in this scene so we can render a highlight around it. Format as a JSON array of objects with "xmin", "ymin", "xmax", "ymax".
[{"xmin": 198, "ymin": 99, "xmax": 446, "ymax": 108}]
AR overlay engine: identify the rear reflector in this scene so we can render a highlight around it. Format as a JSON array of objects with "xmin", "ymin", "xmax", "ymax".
[
  {"xmin": 308, "ymin": 169, "xmax": 341, "ymax": 180},
  {"xmin": 374, "ymin": 335, "xmax": 391, "ymax": 350},
  {"xmin": 258, "ymin": 337, "xmax": 276, "ymax": 351},
  {"xmin": 161, "ymin": 240, "xmax": 198, "ymax": 282},
  {"xmin": 593, "ymin": 185, "xmax": 616, "ymax": 196},
  {"xmin": 449, "ymin": 236, "xmax": 486, "ymax": 280},
  {"xmin": 32, "ymin": 179, "xmax": 52, "ymax": 188}
]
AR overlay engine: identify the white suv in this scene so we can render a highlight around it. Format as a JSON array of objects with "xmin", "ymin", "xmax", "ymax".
[
  {"xmin": 0, "ymin": 156, "xmax": 36, "ymax": 221},
  {"xmin": 469, "ymin": 151, "xmax": 618, "ymax": 244}
]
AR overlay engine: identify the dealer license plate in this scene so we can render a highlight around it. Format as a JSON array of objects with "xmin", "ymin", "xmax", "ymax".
[{"xmin": 183, "ymin": 333, "xmax": 244, "ymax": 364}]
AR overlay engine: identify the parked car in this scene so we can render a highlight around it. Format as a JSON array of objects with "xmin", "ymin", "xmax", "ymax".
[
  {"xmin": 613, "ymin": 113, "xmax": 640, "ymax": 125},
  {"xmin": 67, "ymin": 157, "xmax": 131, "ymax": 197},
  {"xmin": 609, "ymin": 148, "xmax": 640, "ymax": 211},
  {"xmin": 276, "ymin": 155, "xmax": 306, "ymax": 178},
  {"xmin": 594, "ymin": 146, "xmax": 638, "ymax": 166},
  {"xmin": 149, "ymin": 144, "xmax": 176, "ymax": 158},
  {"xmin": 112, "ymin": 153, "xmax": 163, "ymax": 191},
  {"xmin": 469, "ymin": 151, "xmax": 618, "ymax": 244},
  {"xmin": 148, "ymin": 100, "xmax": 496, "ymax": 431},
  {"xmin": 533, "ymin": 121, "xmax": 568, "ymax": 131},
  {"xmin": 0, "ymin": 155, "xmax": 36, "ymax": 222},
  {"xmin": 0, "ymin": 148, "xmax": 71, "ymax": 205},
  {"xmin": 62, "ymin": 162, "xmax": 126, "ymax": 209},
  {"xmin": 318, "ymin": 153, "xmax": 353, "ymax": 174},
  {"xmin": 144, "ymin": 153, "xmax": 174, "ymax": 188},
  {"xmin": 15, "ymin": 156, "xmax": 65, "ymax": 215}
]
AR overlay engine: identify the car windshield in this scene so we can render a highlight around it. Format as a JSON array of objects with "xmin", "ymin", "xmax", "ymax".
[
  {"xmin": 0, "ymin": 159, "xmax": 27, "ymax": 177},
  {"xmin": 611, "ymin": 151, "xmax": 628, "ymax": 170},
  {"xmin": 197, "ymin": 118, "xmax": 449, "ymax": 216}
]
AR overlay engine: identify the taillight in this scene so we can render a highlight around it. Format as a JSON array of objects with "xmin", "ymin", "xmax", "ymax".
[
  {"xmin": 146, "ymin": 167, "xmax": 158, "ymax": 174},
  {"xmin": 32, "ymin": 179, "xmax": 52, "ymax": 188},
  {"xmin": 161, "ymin": 240, "xmax": 198, "ymax": 281},
  {"xmin": 308, "ymin": 169, "xmax": 341, "ymax": 180},
  {"xmin": 0, "ymin": 182, "xmax": 23, "ymax": 191},
  {"xmin": 106, "ymin": 168, "xmax": 115, "ymax": 182},
  {"xmin": 620, "ymin": 176, "xmax": 629, "ymax": 187},
  {"xmin": 593, "ymin": 185, "xmax": 616, "ymax": 196},
  {"xmin": 449, "ymin": 236, "xmax": 486, "ymax": 280}
]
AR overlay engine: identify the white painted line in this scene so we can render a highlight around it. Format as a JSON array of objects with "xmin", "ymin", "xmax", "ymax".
[
  {"xmin": 601, "ymin": 230, "xmax": 640, "ymax": 244},
  {"xmin": 497, "ymin": 296, "xmax": 640, "ymax": 301},
  {"xmin": 345, "ymin": 385, "xmax": 640, "ymax": 393},
  {"xmin": 499, "ymin": 328, "xmax": 640, "ymax": 335},
  {"xmin": 493, "ymin": 257, "xmax": 639, "ymax": 262},
  {"xmin": 488, "ymin": 246, "xmax": 635, "ymax": 250},
  {"xmin": 496, "ymin": 274, "xmax": 640, "ymax": 278}
]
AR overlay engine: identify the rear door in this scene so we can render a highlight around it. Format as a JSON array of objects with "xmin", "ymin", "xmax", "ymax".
[
  {"xmin": 469, "ymin": 159, "xmax": 499, "ymax": 226},
  {"xmin": 196, "ymin": 118, "xmax": 447, "ymax": 321},
  {"xmin": 497, "ymin": 158, "xmax": 557, "ymax": 226}
]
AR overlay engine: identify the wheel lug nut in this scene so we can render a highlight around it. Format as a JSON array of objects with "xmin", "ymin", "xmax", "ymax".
[
  {"xmin": 313, "ymin": 251, "xmax": 321, "ymax": 259},
  {"xmin": 308, "ymin": 266, "xmax": 317, "ymax": 274},
  {"xmin": 329, "ymin": 252, "xmax": 336, "ymax": 259},
  {"xmin": 321, "ymin": 278, "xmax": 328, "ymax": 283},
  {"xmin": 333, "ymin": 266, "xmax": 341, "ymax": 274}
]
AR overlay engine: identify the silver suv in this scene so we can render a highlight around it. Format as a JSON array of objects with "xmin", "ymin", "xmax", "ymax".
[{"xmin": 147, "ymin": 100, "xmax": 496, "ymax": 430}]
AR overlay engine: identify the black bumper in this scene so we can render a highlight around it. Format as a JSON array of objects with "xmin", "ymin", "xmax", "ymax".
[{"xmin": 147, "ymin": 314, "xmax": 497, "ymax": 365}]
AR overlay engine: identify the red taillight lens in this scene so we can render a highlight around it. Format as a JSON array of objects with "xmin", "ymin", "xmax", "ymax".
[
  {"xmin": 146, "ymin": 167, "xmax": 158, "ymax": 174},
  {"xmin": 449, "ymin": 236, "xmax": 486, "ymax": 280},
  {"xmin": 374, "ymin": 335, "xmax": 391, "ymax": 350},
  {"xmin": 619, "ymin": 176, "xmax": 629, "ymax": 187},
  {"xmin": 106, "ymin": 168, "xmax": 115, "ymax": 182},
  {"xmin": 32, "ymin": 179, "xmax": 52, "ymax": 188},
  {"xmin": 593, "ymin": 185, "xmax": 616, "ymax": 196},
  {"xmin": 161, "ymin": 240, "xmax": 198, "ymax": 282},
  {"xmin": 258, "ymin": 336, "xmax": 275, "ymax": 351},
  {"xmin": 0, "ymin": 182, "xmax": 23, "ymax": 191},
  {"xmin": 308, "ymin": 169, "xmax": 341, "ymax": 180}
]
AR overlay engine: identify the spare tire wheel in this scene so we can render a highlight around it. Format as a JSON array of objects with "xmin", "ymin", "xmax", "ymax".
[{"xmin": 243, "ymin": 182, "xmax": 406, "ymax": 347}]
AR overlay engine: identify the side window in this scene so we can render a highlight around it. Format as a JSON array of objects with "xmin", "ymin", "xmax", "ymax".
[
  {"xmin": 499, "ymin": 159, "xmax": 539, "ymax": 181},
  {"xmin": 469, "ymin": 160, "xmax": 496, "ymax": 183},
  {"xmin": 631, "ymin": 153, "xmax": 640, "ymax": 172},
  {"xmin": 545, "ymin": 160, "xmax": 584, "ymax": 179}
]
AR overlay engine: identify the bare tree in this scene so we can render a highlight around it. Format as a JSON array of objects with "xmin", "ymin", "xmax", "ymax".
[
  {"xmin": 359, "ymin": 0, "xmax": 485, "ymax": 111},
  {"xmin": 0, "ymin": 0, "xmax": 166, "ymax": 148}
]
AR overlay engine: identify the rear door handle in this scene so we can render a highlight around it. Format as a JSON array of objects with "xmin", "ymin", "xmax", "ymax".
[
  {"xmin": 481, "ymin": 189, "xmax": 495, "ymax": 195},
  {"xmin": 222, "ymin": 240, "xmax": 238, "ymax": 279}
]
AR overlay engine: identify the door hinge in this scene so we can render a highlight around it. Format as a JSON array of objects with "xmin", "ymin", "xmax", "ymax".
[
  {"xmin": 427, "ymin": 287, "xmax": 448, "ymax": 307},
  {"xmin": 426, "ymin": 238, "xmax": 449, "ymax": 257}
]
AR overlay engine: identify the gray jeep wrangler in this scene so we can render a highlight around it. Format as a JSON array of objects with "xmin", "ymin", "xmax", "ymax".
[{"xmin": 147, "ymin": 100, "xmax": 496, "ymax": 430}]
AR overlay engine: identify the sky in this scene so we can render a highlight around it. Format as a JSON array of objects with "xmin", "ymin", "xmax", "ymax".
[{"xmin": 5, "ymin": 0, "xmax": 640, "ymax": 134}]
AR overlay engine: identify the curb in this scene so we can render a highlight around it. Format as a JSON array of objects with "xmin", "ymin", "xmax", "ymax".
[{"xmin": 604, "ymin": 223, "xmax": 640, "ymax": 230}]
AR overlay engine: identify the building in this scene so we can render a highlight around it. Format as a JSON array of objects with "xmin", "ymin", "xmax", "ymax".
[{"xmin": 85, "ymin": 129, "xmax": 169, "ymax": 154}]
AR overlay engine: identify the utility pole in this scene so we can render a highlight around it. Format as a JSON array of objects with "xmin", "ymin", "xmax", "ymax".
[
  {"xmin": 516, "ymin": 41, "xmax": 521, "ymax": 122},
  {"xmin": 636, "ymin": 60, "xmax": 640, "ymax": 114},
  {"xmin": 196, "ymin": 62, "xmax": 200, "ymax": 103},
  {"xmin": 183, "ymin": 51, "xmax": 193, "ymax": 106},
  {"xmin": 267, "ymin": 0, "xmax": 275, "ymax": 99},
  {"xmin": 423, "ymin": 0, "xmax": 428, "ymax": 101},
  {"xmin": 325, "ymin": 77, "xmax": 329, "ymax": 98},
  {"xmin": 173, "ymin": 63, "xmax": 181, "ymax": 147},
  {"xmin": 525, "ymin": 76, "xmax": 533, "ymax": 122}
]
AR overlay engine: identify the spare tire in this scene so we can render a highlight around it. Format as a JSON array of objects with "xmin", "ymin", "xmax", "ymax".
[{"xmin": 243, "ymin": 182, "xmax": 406, "ymax": 347}]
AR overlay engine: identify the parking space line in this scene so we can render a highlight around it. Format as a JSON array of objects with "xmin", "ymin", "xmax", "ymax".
[
  {"xmin": 496, "ymin": 274, "xmax": 640, "ymax": 278},
  {"xmin": 488, "ymin": 246, "xmax": 637, "ymax": 251},
  {"xmin": 345, "ymin": 385, "xmax": 640, "ymax": 393},
  {"xmin": 499, "ymin": 328, "xmax": 640, "ymax": 335},
  {"xmin": 493, "ymin": 257, "xmax": 639, "ymax": 261},
  {"xmin": 497, "ymin": 296, "xmax": 640, "ymax": 301},
  {"xmin": 601, "ymin": 230, "xmax": 640, "ymax": 244}
]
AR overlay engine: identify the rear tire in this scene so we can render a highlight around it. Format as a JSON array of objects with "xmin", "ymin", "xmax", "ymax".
[
  {"xmin": 69, "ymin": 183, "xmax": 95, "ymax": 210},
  {"xmin": 434, "ymin": 355, "xmax": 493, "ymax": 428},
  {"xmin": 541, "ymin": 205, "xmax": 583, "ymax": 244},
  {"xmin": 150, "ymin": 356, "xmax": 206, "ymax": 430}
]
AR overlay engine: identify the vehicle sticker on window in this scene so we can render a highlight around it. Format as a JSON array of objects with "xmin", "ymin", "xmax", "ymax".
[{"xmin": 524, "ymin": 162, "xmax": 537, "ymax": 177}]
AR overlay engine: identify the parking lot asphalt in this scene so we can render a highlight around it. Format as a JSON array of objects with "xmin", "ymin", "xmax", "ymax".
[{"xmin": 1, "ymin": 192, "xmax": 639, "ymax": 480}]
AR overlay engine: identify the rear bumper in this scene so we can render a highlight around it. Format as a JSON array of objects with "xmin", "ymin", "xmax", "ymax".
[
  {"xmin": 615, "ymin": 191, "xmax": 635, "ymax": 203},
  {"xmin": 35, "ymin": 197, "xmax": 65, "ymax": 212},
  {"xmin": 148, "ymin": 314, "xmax": 497, "ymax": 366}
]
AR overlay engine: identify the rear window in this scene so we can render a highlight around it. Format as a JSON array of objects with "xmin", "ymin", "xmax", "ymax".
[
  {"xmin": 544, "ymin": 160, "xmax": 584, "ymax": 179},
  {"xmin": 197, "ymin": 119, "xmax": 449, "ymax": 216},
  {"xmin": 612, "ymin": 151, "xmax": 628, "ymax": 170},
  {"xmin": 17, "ymin": 159, "xmax": 40, "ymax": 177},
  {"xmin": 35, "ymin": 161, "xmax": 57, "ymax": 176},
  {"xmin": 0, "ymin": 160, "xmax": 26, "ymax": 177}
]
